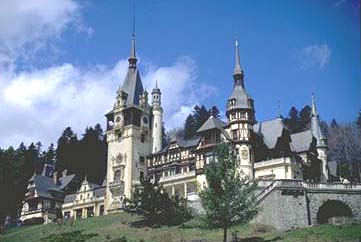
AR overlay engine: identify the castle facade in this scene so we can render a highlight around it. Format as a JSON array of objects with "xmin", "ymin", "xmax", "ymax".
[{"xmin": 103, "ymin": 34, "xmax": 329, "ymax": 213}]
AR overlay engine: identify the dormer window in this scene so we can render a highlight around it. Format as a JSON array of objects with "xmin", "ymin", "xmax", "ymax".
[{"xmin": 229, "ymin": 99, "xmax": 236, "ymax": 108}]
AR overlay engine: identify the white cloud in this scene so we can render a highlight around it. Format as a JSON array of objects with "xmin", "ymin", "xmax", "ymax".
[
  {"xmin": 0, "ymin": 0, "xmax": 214, "ymax": 148},
  {"xmin": 0, "ymin": 0, "xmax": 91, "ymax": 66},
  {"xmin": 295, "ymin": 44, "xmax": 332, "ymax": 69},
  {"xmin": 0, "ymin": 57, "xmax": 213, "ymax": 147}
]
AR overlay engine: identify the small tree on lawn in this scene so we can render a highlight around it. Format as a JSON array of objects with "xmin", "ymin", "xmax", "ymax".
[
  {"xmin": 199, "ymin": 142, "xmax": 258, "ymax": 242},
  {"xmin": 124, "ymin": 176, "xmax": 192, "ymax": 226}
]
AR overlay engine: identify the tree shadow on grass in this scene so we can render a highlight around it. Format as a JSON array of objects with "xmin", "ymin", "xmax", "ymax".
[
  {"xmin": 40, "ymin": 230, "xmax": 98, "ymax": 242},
  {"xmin": 236, "ymin": 236, "xmax": 281, "ymax": 242}
]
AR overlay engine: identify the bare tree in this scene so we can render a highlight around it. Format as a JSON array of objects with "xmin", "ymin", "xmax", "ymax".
[{"xmin": 328, "ymin": 123, "xmax": 361, "ymax": 182}]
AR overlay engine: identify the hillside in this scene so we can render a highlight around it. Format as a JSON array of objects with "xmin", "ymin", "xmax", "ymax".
[{"xmin": 1, "ymin": 213, "xmax": 360, "ymax": 242}]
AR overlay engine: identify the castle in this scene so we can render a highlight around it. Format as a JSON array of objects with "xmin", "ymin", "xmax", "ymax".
[
  {"xmin": 21, "ymin": 32, "xmax": 361, "ymax": 230},
  {"xmin": 103, "ymin": 33, "xmax": 329, "ymax": 212}
]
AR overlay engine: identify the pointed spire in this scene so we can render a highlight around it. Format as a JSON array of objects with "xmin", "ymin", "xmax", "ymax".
[
  {"xmin": 128, "ymin": 8, "xmax": 137, "ymax": 68},
  {"xmin": 233, "ymin": 39, "xmax": 244, "ymax": 86},
  {"xmin": 311, "ymin": 93, "xmax": 318, "ymax": 117},
  {"xmin": 310, "ymin": 94, "xmax": 327, "ymax": 148},
  {"xmin": 277, "ymin": 100, "xmax": 282, "ymax": 119}
]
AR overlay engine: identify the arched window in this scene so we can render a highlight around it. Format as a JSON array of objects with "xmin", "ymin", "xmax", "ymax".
[{"xmin": 114, "ymin": 170, "xmax": 121, "ymax": 182}]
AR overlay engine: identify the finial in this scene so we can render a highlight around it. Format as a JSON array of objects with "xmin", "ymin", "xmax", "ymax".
[
  {"xmin": 311, "ymin": 93, "xmax": 318, "ymax": 117},
  {"xmin": 128, "ymin": 5, "xmax": 137, "ymax": 67},
  {"xmin": 155, "ymin": 80, "xmax": 158, "ymax": 89},
  {"xmin": 233, "ymin": 38, "xmax": 244, "ymax": 85},
  {"xmin": 132, "ymin": 5, "xmax": 135, "ymax": 37},
  {"xmin": 277, "ymin": 100, "xmax": 281, "ymax": 118}
]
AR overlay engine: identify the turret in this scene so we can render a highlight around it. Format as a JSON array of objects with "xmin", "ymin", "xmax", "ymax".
[
  {"xmin": 311, "ymin": 94, "xmax": 328, "ymax": 182},
  {"xmin": 226, "ymin": 40, "xmax": 255, "ymax": 179},
  {"xmin": 151, "ymin": 81, "xmax": 163, "ymax": 153}
]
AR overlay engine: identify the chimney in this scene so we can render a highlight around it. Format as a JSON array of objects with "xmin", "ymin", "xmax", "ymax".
[
  {"xmin": 62, "ymin": 169, "xmax": 68, "ymax": 177},
  {"xmin": 53, "ymin": 171, "xmax": 58, "ymax": 185}
]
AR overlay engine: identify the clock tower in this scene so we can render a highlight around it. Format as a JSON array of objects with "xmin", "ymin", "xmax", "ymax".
[{"xmin": 104, "ymin": 32, "xmax": 152, "ymax": 213}]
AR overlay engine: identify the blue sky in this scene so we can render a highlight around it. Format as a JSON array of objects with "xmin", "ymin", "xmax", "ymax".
[{"xmin": 0, "ymin": 0, "xmax": 359, "ymax": 147}]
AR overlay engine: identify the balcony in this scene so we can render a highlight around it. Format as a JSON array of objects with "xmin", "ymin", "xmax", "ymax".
[
  {"xmin": 108, "ymin": 180, "xmax": 124, "ymax": 196},
  {"xmin": 159, "ymin": 171, "xmax": 196, "ymax": 183}
]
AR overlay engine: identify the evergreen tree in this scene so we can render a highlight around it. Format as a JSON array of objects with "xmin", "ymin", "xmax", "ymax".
[
  {"xmin": 196, "ymin": 105, "xmax": 210, "ymax": 128},
  {"xmin": 284, "ymin": 106, "xmax": 300, "ymax": 133},
  {"xmin": 330, "ymin": 118, "xmax": 338, "ymax": 128},
  {"xmin": 44, "ymin": 143, "xmax": 56, "ymax": 166},
  {"xmin": 124, "ymin": 177, "xmax": 192, "ymax": 226},
  {"xmin": 209, "ymin": 106, "xmax": 220, "ymax": 118},
  {"xmin": 184, "ymin": 114, "xmax": 197, "ymax": 139},
  {"xmin": 299, "ymin": 105, "xmax": 312, "ymax": 131},
  {"xmin": 183, "ymin": 105, "xmax": 221, "ymax": 139},
  {"xmin": 80, "ymin": 124, "xmax": 107, "ymax": 184},
  {"xmin": 199, "ymin": 143, "xmax": 258, "ymax": 242},
  {"xmin": 162, "ymin": 125, "xmax": 169, "ymax": 148},
  {"xmin": 55, "ymin": 127, "xmax": 80, "ymax": 175}
]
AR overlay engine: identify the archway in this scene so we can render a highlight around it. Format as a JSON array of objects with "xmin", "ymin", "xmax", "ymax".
[{"xmin": 317, "ymin": 200, "xmax": 353, "ymax": 224}]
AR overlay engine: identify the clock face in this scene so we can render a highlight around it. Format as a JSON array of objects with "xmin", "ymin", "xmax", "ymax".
[
  {"xmin": 143, "ymin": 117, "xmax": 148, "ymax": 124},
  {"xmin": 115, "ymin": 116, "xmax": 121, "ymax": 123}
]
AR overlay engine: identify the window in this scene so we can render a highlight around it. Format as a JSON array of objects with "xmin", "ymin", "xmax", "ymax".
[
  {"xmin": 140, "ymin": 156, "xmax": 145, "ymax": 164},
  {"xmin": 64, "ymin": 211, "xmax": 70, "ymax": 219},
  {"xmin": 141, "ymin": 133, "xmax": 145, "ymax": 143},
  {"xmin": 118, "ymin": 132, "xmax": 122, "ymax": 141},
  {"xmin": 232, "ymin": 130, "xmax": 238, "ymax": 140},
  {"xmin": 114, "ymin": 170, "xmax": 121, "ymax": 182},
  {"xmin": 140, "ymin": 171, "xmax": 144, "ymax": 180},
  {"xmin": 99, "ymin": 205, "xmax": 104, "ymax": 216}
]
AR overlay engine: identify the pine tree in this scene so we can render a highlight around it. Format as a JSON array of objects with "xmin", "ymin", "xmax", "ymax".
[
  {"xmin": 299, "ymin": 105, "xmax": 311, "ymax": 131},
  {"xmin": 184, "ymin": 114, "xmax": 197, "ymax": 139},
  {"xmin": 209, "ymin": 106, "xmax": 220, "ymax": 118},
  {"xmin": 330, "ymin": 118, "xmax": 338, "ymax": 128},
  {"xmin": 124, "ymin": 177, "xmax": 192, "ymax": 226},
  {"xmin": 199, "ymin": 143, "xmax": 258, "ymax": 242},
  {"xmin": 55, "ymin": 127, "xmax": 79, "ymax": 175},
  {"xmin": 284, "ymin": 106, "xmax": 300, "ymax": 133}
]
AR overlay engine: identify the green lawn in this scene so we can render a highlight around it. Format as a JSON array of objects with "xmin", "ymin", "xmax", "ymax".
[{"xmin": 1, "ymin": 213, "xmax": 360, "ymax": 242}]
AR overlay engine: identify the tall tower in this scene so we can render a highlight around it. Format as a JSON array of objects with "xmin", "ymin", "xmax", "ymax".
[
  {"xmin": 151, "ymin": 81, "xmax": 163, "ymax": 153},
  {"xmin": 311, "ymin": 94, "xmax": 328, "ymax": 182},
  {"xmin": 226, "ymin": 40, "xmax": 255, "ymax": 179},
  {"xmin": 104, "ymin": 30, "xmax": 152, "ymax": 213}
]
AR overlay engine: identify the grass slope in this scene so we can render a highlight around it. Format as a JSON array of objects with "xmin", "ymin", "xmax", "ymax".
[{"xmin": 1, "ymin": 213, "xmax": 360, "ymax": 242}]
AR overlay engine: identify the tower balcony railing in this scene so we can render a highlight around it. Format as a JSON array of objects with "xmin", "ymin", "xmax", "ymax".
[
  {"xmin": 108, "ymin": 180, "xmax": 124, "ymax": 196},
  {"xmin": 159, "ymin": 170, "xmax": 196, "ymax": 183}
]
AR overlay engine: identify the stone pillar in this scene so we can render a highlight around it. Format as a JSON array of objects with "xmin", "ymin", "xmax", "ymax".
[
  {"xmin": 171, "ymin": 186, "xmax": 175, "ymax": 196},
  {"xmin": 184, "ymin": 182, "xmax": 188, "ymax": 198}
]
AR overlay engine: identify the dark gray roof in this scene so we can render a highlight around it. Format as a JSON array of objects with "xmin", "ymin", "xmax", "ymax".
[
  {"xmin": 31, "ymin": 175, "xmax": 63, "ymax": 200},
  {"xmin": 64, "ymin": 194, "xmax": 76, "ymax": 203},
  {"xmin": 227, "ymin": 85, "xmax": 253, "ymax": 110},
  {"xmin": 94, "ymin": 187, "xmax": 105, "ymax": 197},
  {"xmin": 63, "ymin": 187, "xmax": 105, "ymax": 204},
  {"xmin": 290, "ymin": 130, "xmax": 313, "ymax": 153},
  {"xmin": 176, "ymin": 137, "xmax": 200, "ymax": 148},
  {"xmin": 58, "ymin": 174, "xmax": 76, "ymax": 190},
  {"xmin": 254, "ymin": 118, "xmax": 287, "ymax": 149},
  {"xmin": 197, "ymin": 116, "xmax": 227, "ymax": 133},
  {"xmin": 120, "ymin": 68, "xmax": 144, "ymax": 106},
  {"xmin": 150, "ymin": 137, "xmax": 200, "ymax": 156}
]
